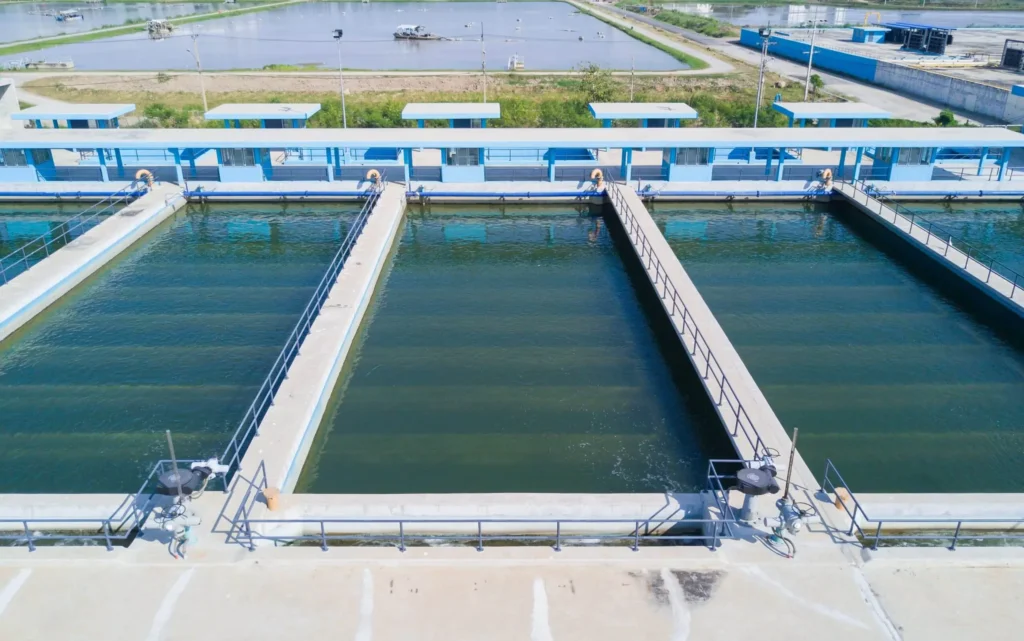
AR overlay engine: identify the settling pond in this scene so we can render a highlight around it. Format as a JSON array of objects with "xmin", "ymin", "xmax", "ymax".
[{"xmin": 1, "ymin": 2, "xmax": 682, "ymax": 71}]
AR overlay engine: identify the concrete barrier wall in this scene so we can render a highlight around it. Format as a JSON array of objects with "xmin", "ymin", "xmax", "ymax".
[{"xmin": 874, "ymin": 61, "xmax": 1009, "ymax": 121}]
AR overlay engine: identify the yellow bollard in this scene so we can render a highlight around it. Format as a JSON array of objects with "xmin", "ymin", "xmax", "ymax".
[{"xmin": 263, "ymin": 487, "xmax": 281, "ymax": 511}]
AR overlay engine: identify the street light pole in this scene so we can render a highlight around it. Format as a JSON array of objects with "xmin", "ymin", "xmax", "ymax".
[
  {"xmin": 188, "ymin": 30, "xmax": 208, "ymax": 113},
  {"xmin": 753, "ymin": 26, "xmax": 771, "ymax": 129},
  {"xmin": 803, "ymin": 18, "xmax": 821, "ymax": 101},
  {"xmin": 481, "ymin": 22, "xmax": 487, "ymax": 102},
  {"xmin": 333, "ymin": 28, "xmax": 348, "ymax": 128}
]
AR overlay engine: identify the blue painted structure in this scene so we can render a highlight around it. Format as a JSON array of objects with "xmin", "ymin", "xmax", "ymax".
[
  {"xmin": 1, "ymin": 126, "xmax": 1021, "ymax": 185},
  {"xmin": 772, "ymin": 102, "xmax": 890, "ymax": 128},
  {"xmin": 740, "ymin": 29, "xmax": 880, "ymax": 82},
  {"xmin": 12, "ymin": 104, "xmax": 135, "ymax": 130},
  {"xmin": 204, "ymin": 103, "xmax": 321, "ymax": 129},
  {"xmin": 589, "ymin": 103, "xmax": 701, "ymax": 181},
  {"xmin": 852, "ymin": 27, "xmax": 887, "ymax": 44},
  {"xmin": 400, "ymin": 103, "xmax": 501, "ymax": 181}
]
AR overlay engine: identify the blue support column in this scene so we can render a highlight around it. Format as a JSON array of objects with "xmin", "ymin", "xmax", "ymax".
[
  {"xmin": 259, "ymin": 119, "xmax": 266, "ymax": 129},
  {"xmin": 115, "ymin": 149, "xmax": 123, "ymax": 177},
  {"xmin": 225, "ymin": 120, "xmax": 232, "ymax": 129},
  {"xmin": 97, "ymin": 148, "xmax": 109, "ymax": 182},
  {"xmin": 641, "ymin": 118, "xmax": 648, "ymax": 128},
  {"xmin": 481, "ymin": 119, "xmax": 487, "ymax": 129},
  {"xmin": 977, "ymin": 147, "xmax": 989, "ymax": 176},
  {"xmin": 172, "ymin": 149, "xmax": 184, "ymax": 184},
  {"xmin": 547, "ymin": 152, "xmax": 555, "ymax": 182},
  {"xmin": 602, "ymin": 119, "xmax": 612, "ymax": 128},
  {"xmin": 621, "ymin": 148, "xmax": 633, "ymax": 182},
  {"xmin": 829, "ymin": 118, "xmax": 836, "ymax": 127},
  {"xmin": 838, "ymin": 148, "xmax": 847, "ymax": 178},
  {"xmin": 418, "ymin": 119, "xmax": 425, "ymax": 128},
  {"xmin": 98, "ymin": 120, "xmax": 107, "ymax": 129},
  {"xmin": 765, "ymin": 150, "xmax": 772, "ymax": 176},
  {"xmin": 34, "ymin": 119, "xmax": 42, "ymax": 129},
  {"xmin": 235, "ymin": 119, "xmax": 242, "ymax": 128},
  {"xmin": 787, "ymin": 114, "xmax": 794, "ymax": 127},
  {"xmin": 775, "ymin": 148, "xmax": 785, "ymax": 182},
  {"xmin": 404, "ymin": 148, "xmax": 413, "ymax": 183},
  {"xmin": 853, "ymin": 147, "xmax": 864, "ymax": 180},
  {"xmin": 797, "ymin": 118, "xmax": 803, "ymax": 128},
  {"xmin": 52, "ymin": 119, "xmax": 59, "ymax": 129},
  {"xmin": 998, "ymin": 148, "xmax": 1010, "ymax": 181},
  {"xmin": 326, "ymin": 148, "xmax": 334, "ymax": 182},
  {"xmin": 112, "ymin": 117, "xmax": 120, "ymax": 128}
]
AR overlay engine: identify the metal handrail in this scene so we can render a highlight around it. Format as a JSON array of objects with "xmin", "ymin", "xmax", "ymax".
[
  {"xmin": 822, "ymin": 459, "xmax": 1024, "ymax": 550},
  {"xmin": 841, "ymin": 180, "xmax": 1023, "ymax": 302},
  {"xmin": 217, "ymin": 181, "xmax": 385, "ymax": 480},
  {"xmin": 0, "ymin": 458, "xmax": 216, "ymax": 551},
  {"xmin": 0, "ymin": 181, "xmax": 142, "ymax": 285},
  {"xmin": 606, "ymin": 184, "xmax": 771, "ymax": 461},
  {"xmin": 222, "ymin": 459, "xmax": 749, "ymax": 552}
]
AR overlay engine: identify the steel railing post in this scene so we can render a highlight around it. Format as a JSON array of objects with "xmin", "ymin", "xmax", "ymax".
[
  {"xmin": 320, "ymin": 521, "xmax": 328, "ymax": 551},
  {"xmin": 950, "ymin": 521, "xmax": 962, "ymax": 551},
  {"xmin": 554, "ymin": 522, "xmax": 561, "ymax": 552},
  {"xmin": 477, "ymin": 522, "xmax": 484, "ymax": 552},
  {"xmin": 103, "ymin": 522, "xmax": 113, "ymax": 551},
  {"xmin": 633, "ymin": 521, "xmax": 640, "ymax": 551},
  {"xmin": 872, "ymin": 522, "xmax": 882, "ymax": 550},
  {"xmin": 399, "ymin": 521, "xmax": 406, "ymax": 552},
  {"xmin": 24, "ymin": 522, "xmax": 34, "ymax": 552}
]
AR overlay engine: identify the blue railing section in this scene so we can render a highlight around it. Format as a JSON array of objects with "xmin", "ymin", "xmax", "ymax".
[
  {"xmin": 607, "ymin": 185, "xmax": 771, "ymax": 461},
  {"xmin": 0, "ymin": 459, "xmax": 220, "ymax": 551},
  {"xmin": 217, "ymin": 180, "xmax": 385, "ymax": 480},
  {"xmin": 842, "ymin": 180, "xmax": 1023, "ymax": 301},
  {"xmin": 220, "ymin": 459, "xmax": 746, "ymax": 551},
  {"xmin": 0, "ymin": 181, "xmax": 142, "ymax": 285},
  {"xmin": 822, "ymin": 460, "xmax": 1024, "ymax": 550}
]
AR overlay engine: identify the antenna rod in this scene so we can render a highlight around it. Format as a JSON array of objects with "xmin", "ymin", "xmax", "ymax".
[
  {"xmin": 481, "ymin": 22, "xmax": 487, "ymax": 103},
  {"xmin": 782, "ymin": 427, "xmax": 799, "ymax": 501},
  {"xmin": 166, "ymin": 430, "xmax": 184, "ymax": 503}
]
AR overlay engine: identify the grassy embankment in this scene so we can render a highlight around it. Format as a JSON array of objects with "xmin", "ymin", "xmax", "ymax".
[
  {"xmin": 616, "ymin": 5, "xmax": 738, "ymax": 38},
  {"xmin": 27, "ymin": 66, "xmax": 853, "ymax": 129},
  {"xmin": 573, "ymin": 4, "xmax": 709, "ymax": 71},
  {"xmin": 0, "ymin": 1, "xmax": 298, "ymax": 58}
]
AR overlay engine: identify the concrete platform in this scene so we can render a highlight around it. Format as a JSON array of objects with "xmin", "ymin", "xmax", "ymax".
[
  {"xmin": 0, "ymin": 183, "xmax": 185, "ymax": 342},
  {"xmin": 238, "ymin": 184, "xmax": 407, "ymax": 494},
  {"xmin": 0, "ymin": 181, "xmax": 147, "ymax": 200}
]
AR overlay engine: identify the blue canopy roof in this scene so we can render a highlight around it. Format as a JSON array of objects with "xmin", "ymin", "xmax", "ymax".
[{"xmin": 12, "ymin": 104, "xmax": 136, "ymax": 121}]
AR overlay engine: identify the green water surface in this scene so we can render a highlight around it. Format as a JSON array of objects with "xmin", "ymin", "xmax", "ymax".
[
  {"xmin": 899, "ymin": 202, "xmax": 1024, "ymax": 275},
  {"xmin": 0, "ymin": 203, "xmax": 356, "ymax": 493},
  {"xmin": 297, "ymin": 205, "xmax": 727, "ymax": 494},
  {"xmin": 652, "ymin": 202, "xmax": 1024, "ymax": 493}
]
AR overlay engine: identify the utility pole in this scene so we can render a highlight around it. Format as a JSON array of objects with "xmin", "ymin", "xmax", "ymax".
[
  {"xmin": 481, "ymin": 22, "xmax": 487, "ymax": 102},
  {"xmin": 626, "ymin": 54, "xmax": 634, "ymax": 101},
  {"xmin": 803, "ymin": 14, "xmax": 820, "ymax": 101},
  {"xmin": 753, "ymin": 26, "xmax": 771, "ymax": 129},
  {"xmin": 333, "ymin": 29, "xmax": 347, "ymax": 128},
  {"xmin": 188, "ymin": 30, "xmax": 208, "ymax": 113}
]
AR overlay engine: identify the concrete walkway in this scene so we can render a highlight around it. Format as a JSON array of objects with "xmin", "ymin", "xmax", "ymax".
[{"xmin": 0, "ymin": 182, "xmax": 184, "ymax": 341}]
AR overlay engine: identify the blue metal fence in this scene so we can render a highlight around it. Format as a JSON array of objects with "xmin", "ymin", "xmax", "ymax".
[
  {"xmin": 219, "ymin": 459, "xmax": 747, "ymax": 551},
  {"xmin": 822, "ymin": 459, "xmax": 1024, "ymax": 550},
  {"xmin": 0, "ymin": 181, "xmax": 142, "ymax": 284}
]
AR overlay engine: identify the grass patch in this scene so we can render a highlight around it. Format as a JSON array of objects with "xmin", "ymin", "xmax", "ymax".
[
  {"xmin": 261, "ymin": 63, "xmax": 324, "ymax": 72},
  {"xmin": 18, "ymin": 100, "xmax": 34, "ymax": 109},
  {"xmin": 574, "ymin": 4, "xmax": 709, "ymax": 71},
  {"xmin": 26, "ymin": 66, "xmax": 842, "ymax": 129},
  {"xmin": 627, "ymin": 8, "xmax": 739, "ymax": 39},
  {"xmin": 0, "ymin": 0, "xmax": 298, "ymax": 58}
]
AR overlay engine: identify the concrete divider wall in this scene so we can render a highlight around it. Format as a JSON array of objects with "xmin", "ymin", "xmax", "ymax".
[
  {"xmin": 0, "ymin": 184, "xmax": 185, "ymax": 342},
  {"xmin": 604, "ymin": 185, "xmax": 816, "ymax": 489},
  {"xmin": 238, "ymin": 184, "xmax": 408, "ymax": 493}
]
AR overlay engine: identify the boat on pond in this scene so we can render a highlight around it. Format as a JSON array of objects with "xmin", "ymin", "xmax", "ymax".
[{"xmin": 394, "ymin": 25, "xmax": 446, "ymax": 40}]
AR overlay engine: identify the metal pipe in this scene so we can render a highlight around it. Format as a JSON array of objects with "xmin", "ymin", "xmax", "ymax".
[{"xmin": 782, "ymin": 427, "xmax": 799, "ymax": 500}]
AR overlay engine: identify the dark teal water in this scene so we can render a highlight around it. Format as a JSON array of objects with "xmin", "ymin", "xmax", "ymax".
[
  {"xmin": 0, "ymin": 204, "xmax": 97, "ymax": 282},
  {"xmin": 900, "ymin": 202, "xmax": 1024, "ymax": 276},
  {"xmin": 652, "ymin": 202, "xmax": 1024, "ymax": 493},
  {"xmin": 297, "ymin": 205, "xmax": 727, "ymax": 494},
  {"xmin": 0, "ymin": 203, "xmax": 356, "ymax": 493}
]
